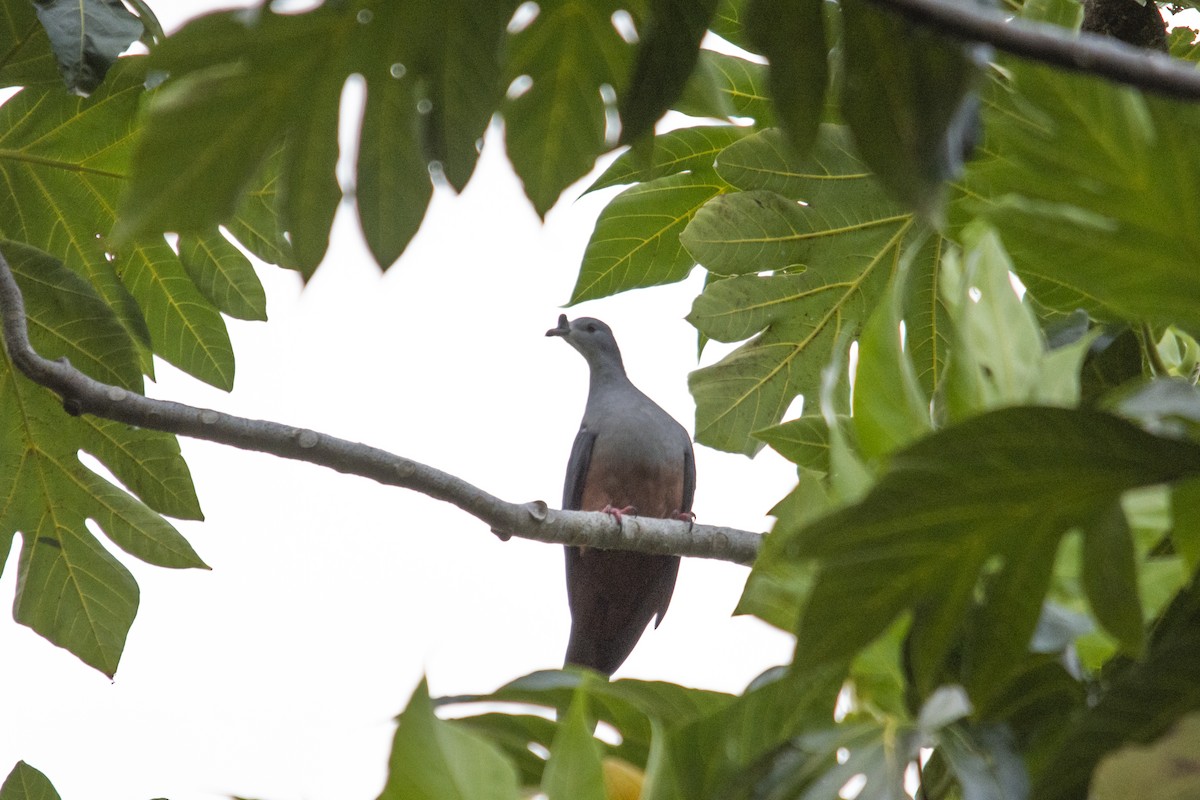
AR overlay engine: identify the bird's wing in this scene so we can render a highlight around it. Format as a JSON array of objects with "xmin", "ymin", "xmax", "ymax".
[
  {"xmin": 681, "ymin": 439, "xmax": 696, "ymax": 515},
  {"xmin": 562, "ymin": 426, "xmax": 595, "ymax": 510}
]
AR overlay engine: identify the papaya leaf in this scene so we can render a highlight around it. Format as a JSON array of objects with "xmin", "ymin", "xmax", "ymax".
[
  {"xmin": 746, "ymin": 0, "xmax": 827, "ymax": 155},
  {"xmin": 504, "ymin": 0, "xmax": 632, "ymax": 216},
  {"xmin": 0, "ymin": 242, "xmax": 204, "ymax": 677},
  {"xmin": 784, "ymin": 407, "xmax": 1200, "ymax": 699},
  {"xmin": 839, "ymin": 0, "xmax": 985, "ymax": 220}
]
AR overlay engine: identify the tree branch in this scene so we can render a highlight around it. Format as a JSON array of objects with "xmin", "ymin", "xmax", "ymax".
[
  {"xmin": 867, "ymin": 0, "xmax": 1200, "ymax": 100},
  {"xmin": 0, "ymin": 250, "xmax": 763, "ymax": 566}
]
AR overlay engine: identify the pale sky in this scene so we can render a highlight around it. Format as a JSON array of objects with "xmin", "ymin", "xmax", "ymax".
[{"xmin": 0, "ymin": 3, "xmax": 798, "ymax": 798}]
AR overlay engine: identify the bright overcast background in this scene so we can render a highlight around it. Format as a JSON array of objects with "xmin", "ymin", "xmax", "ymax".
[{"xmin": 0, "ymin": 2, "xmax": 799, "ymax": 799}]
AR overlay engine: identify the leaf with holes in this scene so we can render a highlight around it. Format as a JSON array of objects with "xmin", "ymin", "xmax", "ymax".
[{"xmin": 504, "ymin": 0, "xmax": 635, "ymax": 216}]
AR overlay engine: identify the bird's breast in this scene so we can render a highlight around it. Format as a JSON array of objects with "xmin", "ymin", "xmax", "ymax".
[{"xmin": 579, "ymin": 432, "xmax": 686, "ymax": 518}]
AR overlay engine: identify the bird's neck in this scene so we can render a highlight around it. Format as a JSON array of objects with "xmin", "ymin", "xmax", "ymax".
[{"xmin": 587, "ymin": 360, "xmax": 633, "ymax": 396}]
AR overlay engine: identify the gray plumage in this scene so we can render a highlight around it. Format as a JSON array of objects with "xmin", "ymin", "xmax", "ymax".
[{"xmin": 546, "ymin": 314, "xmax": 695, "ymax": 675}]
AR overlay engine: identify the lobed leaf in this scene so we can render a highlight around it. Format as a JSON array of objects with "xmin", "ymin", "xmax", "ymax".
[
  {"xmin": 785, "ymin": 406, "xmax": 1200, "ymax": 699},
  {"xmin": 0, "ymin": 243, "xmax": 204, "ymax": 676},
  {"xmin": 966, "ymin": 62, "xmax": 1200, "ymax": 336},
  {"xmin": 504, "ymin": 0, "xmax": 632, "ymax": 216}
]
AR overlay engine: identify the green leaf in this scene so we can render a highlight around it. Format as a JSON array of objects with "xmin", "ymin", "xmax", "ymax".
[
  {"xmin": 839, "ymin": 0, "xmax": 984, "ymax": 219},
  {"xmin": 280, "ymin": 58, "xmax": 344, "ymax": 275},
  {"xmin": 0, "ymin": 0, "xmax": 60, "ymax": 88},
  {"xmin": 504, "ymin": 0, "xmax": 633, "ymax": 216},
  {"xmin": 674, "ymin": 50, "xmax": 772, "ymax": 124},
  {"xmin": 746, "ymin": 0, "xmax": 827, "ymax": 155},
  {"xmin": 117, "ymin": 238, "xmax": 235, "ymax": 390},
  {"xmin": 0, "ymin": 62, "xmax": 151, "ymax": 348},
  {"xmin": 957, "ymin": 524, "xmax": 1061, "ymax": 704},
  {"xmin": 902, "ymin": 233, "xmax": 951, "ymax": 398},
  {"xmin": 966, "ymin": 62, "xmax": 1200, "ymax": 335},
  {"xmin": 571, "ymin": 170, "xmax": 726, "ymax": 304},
  {"xmin": 356, "ymin": 30, "xmax": 433, "ymax": 269},
  {"xmin": 714, "ymin": 124, "xmax": 878, "ymax": 203},
  {"xmin": 114, "ymin": 9, "xmax": 348, "ymax": 245},
  {"xmin": 225, "ymin": 145, "xmax": 295, "ymax": 269},
  {"xmin": 710, "ymin": 0, "xmax": 755, "ymax": 53},
  {"xmin": 736, "ymin": 472, "xmax": 828, "ymax": 630},
  {"xmin": 785, "ymin": 407, "xmax": 1200, "ymax": 691},
  {"xmin": 684, "ymin": 183, "xmax": 913, "ymax": 453},
  {"xmin": 588, "ymin": 125, "xmax": 748, "ymax": 192},
  {"xmin": 1081, "ymin": 500, "xmax": 1145, "ymax": 656},
  {"xmin": 1170, "ymin": 477, "xmax": 1200, "ymax": 573},
  {"xmin": 935, "ymin": 724, "xmax": 1030, "ymax": 800},
  {"xmin": 33, "ymin": 0, "xmax": 142, "ymax": 94},
  {"xmin": 443, "ymin": 669, "xmax": 734, "ymax": 781},
  {"xmin": 649, "ymin": 664, "xmax": 843, "ymax": 800},
  {"xmin": 380, "ymin": 678, "xmax": 520, "ymax": 800},
  {"xmin": 0, "ymin": 239, "xmax": 141, "ymax": 390},
  {"xmin": 0, "ymin": 243, "xmax": 203, "ymax": 675},
  {"xmin": 1032, "ymin": 577, "xmax": 1200, "ymax": 800},
  {"xmin": 451, "ymin": 714, "xmax": 560, "ymax": 786},
  {"xmin": 0, "ymin": 761, "xmax": 61, "ymax": 800},
  {"xmin": 177, "ymin": 231, "xmax": 268, "ymax": 322},
  {"xmin": 754, "ymin": 415, "xmax": 852, "ymax": 474},
  {"xmin": 11, "ymin": 505, "xmax": 139, "ymax": 677},
  {"xmin": 542, "ymin": 689, "xmax": 606, "ymax": 800},
  {"xmin": 393, "ymin": 0, "xmax": 514, "ymax": 192},
  {"xmin": 852, "ymin": 244, "xmax": 931, "ymax": 461},
  {"xmin": 742, "ymin": 718, "xmax": 916, "ymax": 800},
  {"xmin": 619, "ymin": 0, "xmax": 717, "ymax": 144},
  {"xmin": 77, "ymin": 416, "xmax": 202, "ymax": 521},
  {"xmin": 939, "ymin": 226, "xmax": 1042, "ymax": 420}
]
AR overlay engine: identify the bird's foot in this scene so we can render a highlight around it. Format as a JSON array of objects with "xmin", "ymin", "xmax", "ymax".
[
  {"xmin": 671, "ymin": 510, "xmax": 696, "ymax": 532},
  {"xmin": 602, "ymin": 504, "xmax": 638, "ymax": 524}
]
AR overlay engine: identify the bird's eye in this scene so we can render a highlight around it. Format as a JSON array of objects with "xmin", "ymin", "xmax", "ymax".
[{"xmin": 585, "ymin": 323, "xmax": 597, "ymax": 333}]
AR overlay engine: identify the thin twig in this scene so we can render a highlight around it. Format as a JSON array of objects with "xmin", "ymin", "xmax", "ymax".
[
  {"xmin": 0, "ymin": 249, "xmax": 763, "ymax": 565},
  {"xmin": 867, "ymin": 0, "xmax": 1200, "ymax": 100}
]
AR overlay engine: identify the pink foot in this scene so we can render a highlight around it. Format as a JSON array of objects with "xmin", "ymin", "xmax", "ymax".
[{"xmin": 602, "ymin": 504, "xmax": 638, "ymax": 524}]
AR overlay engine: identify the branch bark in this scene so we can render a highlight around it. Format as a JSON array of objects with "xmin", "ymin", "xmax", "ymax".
[
  {"xmin": 0, "ymin": 249, "xmax": 763, "ymax": 565},
  {"xmin": 868, "ymin": 0, "xmax": 1200, "ymax": 100}
]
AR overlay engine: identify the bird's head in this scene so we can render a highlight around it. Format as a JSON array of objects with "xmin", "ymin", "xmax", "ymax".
[{"xmin": 546, "ymin": 314, "xmax": 625, "ymax": 372}]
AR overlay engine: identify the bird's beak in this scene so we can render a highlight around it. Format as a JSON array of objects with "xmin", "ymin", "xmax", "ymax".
[{"xmin": 546, "ymin": 314, "xmax": 571, "ymax": 337}]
